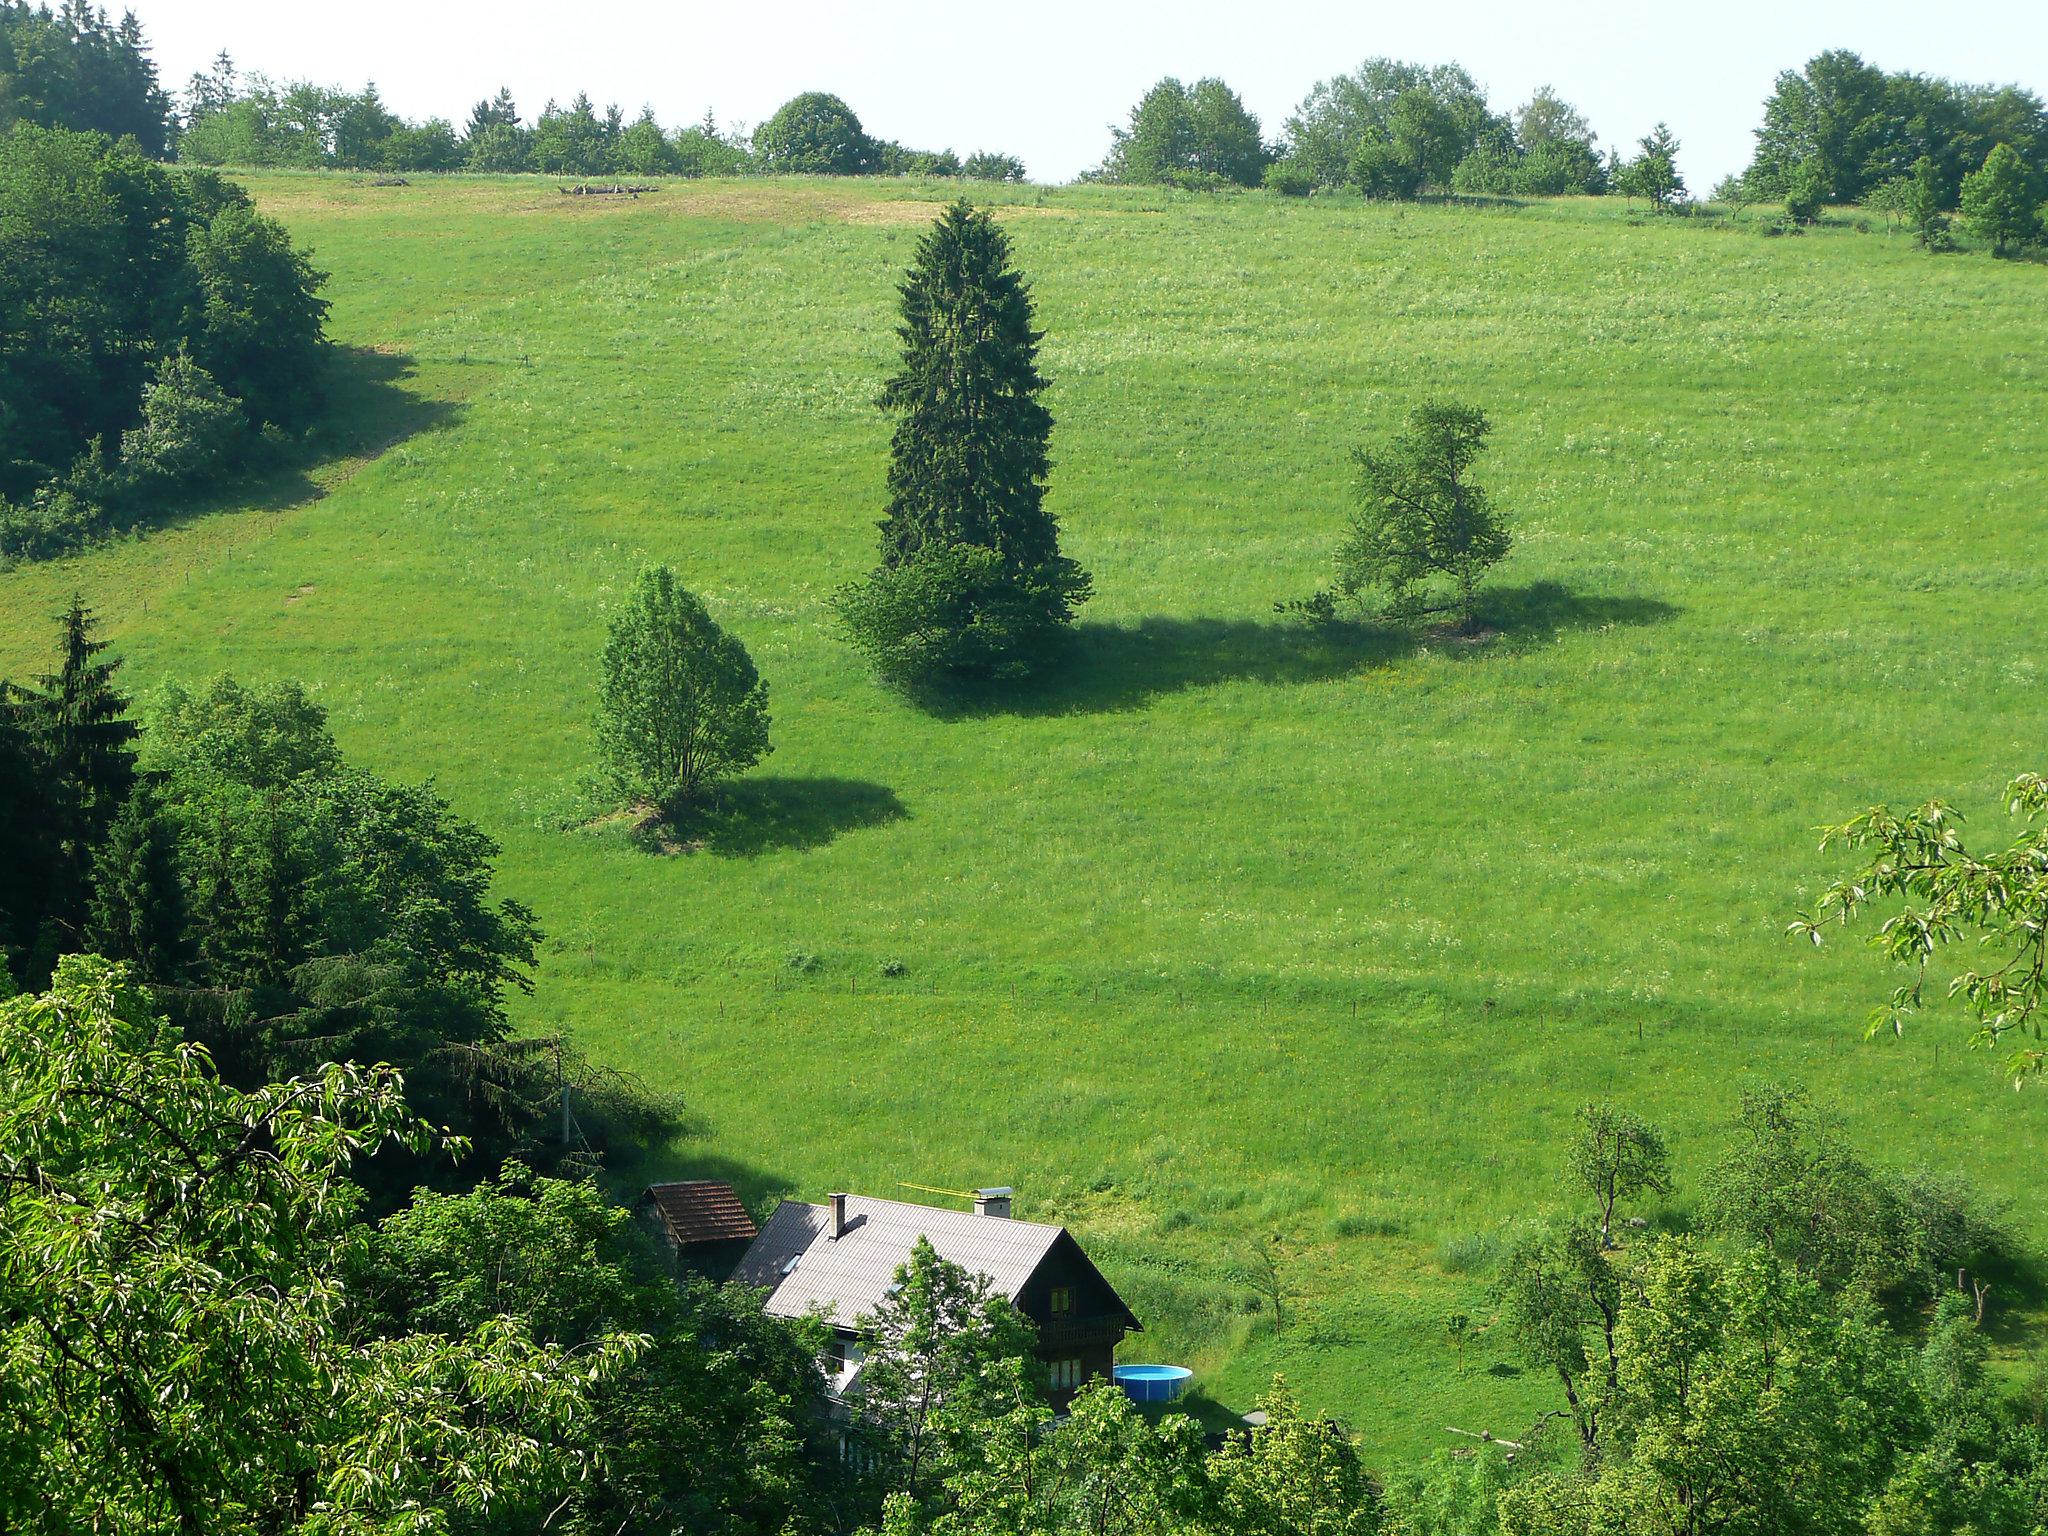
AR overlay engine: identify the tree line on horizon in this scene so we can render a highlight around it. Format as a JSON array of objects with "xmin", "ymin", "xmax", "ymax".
[{"xmin": 8, "ymin": 2, "xmax": 2044, "ymax": 241}]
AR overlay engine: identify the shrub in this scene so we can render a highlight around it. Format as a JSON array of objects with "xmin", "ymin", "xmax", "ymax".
[
  {"xmin": 1350, "ymin": 139, "xmax": 1420, "ymax": 200},
  {"xmin": 836, "ymin": 542, "xmax": 1085, "ymax": 682},
  {"xmin": 118, "ymin": 353, "xmax": 245, "ymax": 484},
  {"xmin": 1263, "ymin": 159, "xmax": 1315, "ymax": 197},
  {"xmin": 1785, "ymin": 159, "xmax": 1828, "ymax": 223}
]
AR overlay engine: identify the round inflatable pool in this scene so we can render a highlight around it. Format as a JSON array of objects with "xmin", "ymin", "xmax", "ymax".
[{"xmin": 1113, "ymin": 1364, "xmax": 1193, "ymax": 1404}]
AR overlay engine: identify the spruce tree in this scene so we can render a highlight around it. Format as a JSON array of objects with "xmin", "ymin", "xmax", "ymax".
[
  {"xmin": 5, "ymin": 597, "xmax": 138, "ymax": 942},
  {"xmin": 838, "ymin": 199, "xmax": 1089, "ymax": 682},
  {"xmin": 84, "ymin": 783, "xmax": 188, "ymax": 981}
]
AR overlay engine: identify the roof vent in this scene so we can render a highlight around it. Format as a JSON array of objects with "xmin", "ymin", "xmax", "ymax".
[{"xmin": 973, "ymin": 1187, "xmax": 1014, "ymax": 1219}]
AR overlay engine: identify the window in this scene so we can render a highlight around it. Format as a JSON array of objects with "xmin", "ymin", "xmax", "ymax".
[
  {"xmin": 1049, "ymin": 1357, "xmax": 1083, "ymax": 1391},
  {"xmin": 1049, "ymin": 1286, "xmax": 1074, "ymax": 1318}
]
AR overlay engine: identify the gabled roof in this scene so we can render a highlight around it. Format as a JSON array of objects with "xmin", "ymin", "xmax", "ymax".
[
  {"xmin": 637, "ymin": 1181, "xmax": 758, "ymax": 1246},
  {"xmin": 733, "ymin": 1193, "xmax": 1137, "ymax": 1333}
]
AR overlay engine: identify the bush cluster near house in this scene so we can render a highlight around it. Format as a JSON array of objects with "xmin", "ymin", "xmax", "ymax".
[{"xmin": 0, "ymin": 123, "xmax": 328, "ymax": 560}]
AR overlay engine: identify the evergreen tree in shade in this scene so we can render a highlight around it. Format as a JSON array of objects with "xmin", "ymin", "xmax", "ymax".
[
  {"xmin": 0, "ymin": 706, "xmax": 55, "ymax": 980},
  {"xmin": 84, "ymin": 783, "xmax": 188, "ymax": 982},
  {"xmin": 837, "ymin": 200, "xmax": 1089, "ymax": 682},
  {"xmin": 4, "ymin": 597, "xmax": 138, "ymax": 945}
]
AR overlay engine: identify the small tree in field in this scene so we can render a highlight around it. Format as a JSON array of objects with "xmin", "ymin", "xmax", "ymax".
[
  {"xmin": 1328, "ymin": 400, "xmax": 1512, "ymax": 631},
  {"xmin": 1567, "ymin": 1102, "xmax": 1672, "ymax": 1248},
  {"xmin": 1959, "ymin": 143, "xmax": 2041, "ymax": 256},
  {"xmin": 836, "ymin": 199, "xmax": 1089, "ymax": 684},
  {"xmin": 1619, "ymin": 123, "xmax": 1685, "ymax": 212},
  {"xmin": 597, "ymin": 566, "xmax": 770, "ymax": 813}
]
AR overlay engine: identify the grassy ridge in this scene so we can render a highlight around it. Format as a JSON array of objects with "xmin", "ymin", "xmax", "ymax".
[{"xmin": 5, "ymin": 173, "xmax": 2045, "ymax": 1459}]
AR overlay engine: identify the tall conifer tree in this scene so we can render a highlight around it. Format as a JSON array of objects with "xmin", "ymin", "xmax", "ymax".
[
  {"xmin": 4, "ymin": 597, "xmax": 137, "ymax": 950},
  {"xmin": 838, "ymin": 200, "xmax": 1089, "ymax": 682}
]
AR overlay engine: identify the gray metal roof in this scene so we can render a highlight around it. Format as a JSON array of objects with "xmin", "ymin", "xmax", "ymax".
[{"xmin": 738, "ymin": 1194, "xmax": 1066, "ymax": 1326}]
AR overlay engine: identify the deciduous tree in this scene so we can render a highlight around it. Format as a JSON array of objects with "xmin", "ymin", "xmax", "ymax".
[
  {"xmin": 1326, "ymin": 400, "xmax": 1512, "ymax": 631},
  {"xmin": 1566, "ymin": 1102, "xmax": 1670, "ymax": 1248},
  {"xmin": 597, "ymin": 564, "xmax": 772, "ymax": 812}
]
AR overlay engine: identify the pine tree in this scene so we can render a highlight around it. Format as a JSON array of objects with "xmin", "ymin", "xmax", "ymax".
[
  {"xmin": 84, "ymin": 784, "xmax": 189, "ymax": 981},
  {"xmin": 838, "ymin": 200, "xmax": 1089, "ymax": 682},
  {"xmin": 4, "ymin": 597, "xmax": 138, "ymax": 940},
  {"xmin": 0, "ymin": 707, "xmax": 55, "ymax": 980}
]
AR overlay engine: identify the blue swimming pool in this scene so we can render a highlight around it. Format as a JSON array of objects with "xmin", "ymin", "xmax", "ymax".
[{"xmin": 1114, "ymin": 1364, "xmax": 1193, "ymax": 1404}]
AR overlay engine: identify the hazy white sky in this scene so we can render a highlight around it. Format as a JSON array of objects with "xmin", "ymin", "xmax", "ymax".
[{"xmin": 125, "ymin": 0, "xmax": 2048, "ymax": 187}]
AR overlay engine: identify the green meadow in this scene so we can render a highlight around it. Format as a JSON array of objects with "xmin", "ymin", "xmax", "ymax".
[{"xmin": 5, "ymin": 172, "xmax": 2046, "ymax": 1459}]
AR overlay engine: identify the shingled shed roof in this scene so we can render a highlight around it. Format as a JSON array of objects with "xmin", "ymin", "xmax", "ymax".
[
  {"xmin": 638, "ymin": 1181, "xmax": 759, "ymax": 1247},
  {"xmin": 734, "ymin": 1194, "xmax": 1135, "ymax": 1330}
]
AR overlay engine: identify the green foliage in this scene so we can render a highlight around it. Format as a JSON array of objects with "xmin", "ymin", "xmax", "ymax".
[
  {"xmin": 378, "ymin": 116, "xmax": 461, "ymax": 172},
  {"xmin": 1263, "ymin": 158, "xmax": 1315, "ymax": 196},
  {"xmin": 354, "ymin": 1165, "xmax": 836, "ymax": 1535},
  {"xmin": 1795, "ymin": 774, "xmax": 2048, "ymax": 1076},
  {"xmin": 1324, "ymin": 400, "xmax": 1512, "ymax": 630},
  {"xmin": 1099, "ymin": 76, "xmax": 1268, "ymax": 188},
  {"xmin": 1960, "ymin": 142, "xmax": 2043, "ymax": 254},
  {"xmin": 597, "ymin": 564, "xmax": 772, "ymax": 811},
  {"xmin": 855, "ymin": 1235, "xmax": 1047, "ymax": 1511},
  {"xmin": 0, "ymin": 1, "xmax": 170, "ymax": 154},
  {"xmin": 1209, "ymin": 1379, "xmax": 1383, "ymax": 1535},
  {"xmin": 1746, "ymin": 49, "xmax": 2048, "ymax": 207},
  {"xmin": 1908, "ymin": 154, "xmax": 1955, "ymax": 248},
  {"xmin": 1495, "ymin": 1220, "xmax": 1618, "ymax": 1461},
  {"xmin": 84, "ymin": 782, "xmax": 188, "ymax": 981},
  {"xmin": 962, "ymin": 150, "xmax": 1027, "ymax": 183},
  {"xmin": 755, "ymin": 91, "xmax": 873, "ymax": 174},
  {"xmin": 1564, "ymin": 1102, "xmax": 1670, "ymax": 1247},
  {"xmin": 1616, "ymin": 123, "xmax": 1685, "ymax": 211},
  {"xmin": 1497, "ymin": 1239, "xmax": 1914, "ymax": 1536},
  {"xmin": 1783, "ymin": 157, "xmax": 1828, "ymax": 222},
  {"xmin": 2, "ymin": 595, "xmax": 137, "ymax": 968},
  {"xmin": 0, "ymin": 126, "xmax": 326, "ymax": 558},
  {"xmin": 1701, "ymin": 1086, "xmax": 2009, "ymax": 1300},
  {"xmin": 0, "ymin": 956, "xmax": 637, "ymax": 1532},
  {"xmin": 463, "ymin": 119, "xmax": 532, "ymax": 172},
  {"xmin": 117, "ymin": 351, "xmax": 246, "ymax": 484},
  {"xmin": 618, "ymin": 106, "xmax": 677, "ymax": 175},
  {"xmin": 1349, "ymin": 137, "xmax": 1420, "ymax": 200},
  {"xmin": 838, "ymin": 199, "xmax": 1089, "ymax": 683},
  {"xmin": 1286, "ymin": 59, "xmax": 1505, "ymax": 191},
  {"xmin": 142, "ymin": 673, "xmax": 344, "ymax": 787},
  {"xmin": 531, "ymin": 92, "xmax": 618, "ymax": 176}
]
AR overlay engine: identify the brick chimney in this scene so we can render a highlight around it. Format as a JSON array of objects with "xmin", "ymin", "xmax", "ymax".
[
  {"xmin": 973, "ymin": 1187, "xmax": 1013, "ymax": 1219},
  {"xmin": 829, "ymin": 1192, "xmax": 848, "ymax": 1238}
]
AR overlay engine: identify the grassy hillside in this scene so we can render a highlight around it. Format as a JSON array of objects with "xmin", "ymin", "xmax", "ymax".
[{"xmin": 6, "ymin": 172, "xmax": 2046, "ymax": 1461}]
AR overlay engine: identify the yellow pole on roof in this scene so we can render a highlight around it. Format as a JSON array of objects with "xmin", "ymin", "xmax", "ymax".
[{"xmin": 896, "ymin": 1181, "xmax": 979, "ymax": 1203}]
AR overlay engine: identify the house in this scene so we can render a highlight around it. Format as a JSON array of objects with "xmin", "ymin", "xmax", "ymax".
[
  {"xmin": 634, "ymin": 1180, "xmax": 759, "ymax": 1282},
  {"xmin": 733, "ymin": 1187, "xmax": 1140, "ymax": 1406}
]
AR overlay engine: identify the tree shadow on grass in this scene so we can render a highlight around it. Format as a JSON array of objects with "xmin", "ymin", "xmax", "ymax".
[
  {"xmin": 1474, "ymin": 581, "xmax": 1681, "ymax": 651},
  {"xmin": 127, "ymin": 344, "xmax": 462, "ymax": 541},
  {"xmin": 914, "ymin": 581, "xmax": 1680, "ymax": 719},
  {"xmin": 631, "ymin": 776, "xmax": 908, "ymax": 858}
]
